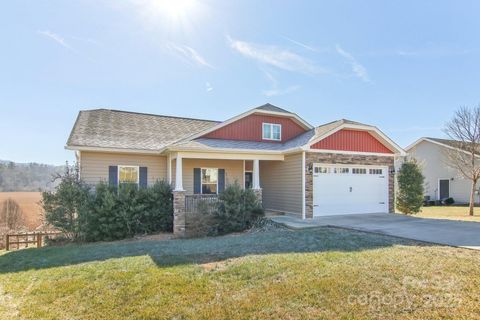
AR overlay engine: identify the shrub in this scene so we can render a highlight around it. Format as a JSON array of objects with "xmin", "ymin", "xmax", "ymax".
[
  {"xmin": 396, "ymin": 159, "xmax": 425, "ymax": 214},
  {"xmin": 42, "ymin": 164, "xmax": 90, "ymax": 241},
  {"xmin": 83, "ymin": 181, "xmax": 173, "ymax": 242},
  {"xmin": 212, "ymin": 183, "xmax": 264, "ymax": 235},
  {"xmin": 444, "ymin": 197, "xmax": 455, "ymax": 205},
  {"xmin": 42, "ymin": 167, "xmax": 174, "ymax": 243}
]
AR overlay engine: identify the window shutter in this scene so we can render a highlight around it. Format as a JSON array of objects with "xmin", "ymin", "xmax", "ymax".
[
  {"xmin": 139, "ymin": 167, "xmax": 148, "ymax": 188},
  {"xmin": 109, "ymin": 166, "xmax": 118, "ymax": 187},
  {"xmin": 193, "ymin": 168, "xmax": 201, "ymax": 194},
  {"xmin": 218, "ymin": 169, "xmax": 225, "ymax": 193}
]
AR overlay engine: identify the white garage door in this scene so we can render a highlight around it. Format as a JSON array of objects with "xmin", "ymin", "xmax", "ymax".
[{"xmin": 313, "ymin": 164, "xmax": 389, "ymax": 217}]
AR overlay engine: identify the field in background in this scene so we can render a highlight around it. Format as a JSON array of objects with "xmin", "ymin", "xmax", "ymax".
[{"xmin": 0, "ymin": 192, "xmax": 43, "ymax": 229}]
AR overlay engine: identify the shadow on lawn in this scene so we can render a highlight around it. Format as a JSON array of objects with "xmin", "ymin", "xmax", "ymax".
[{"xmin": 0, "ymin": 227, "xmax": 429, "ymax": 274}]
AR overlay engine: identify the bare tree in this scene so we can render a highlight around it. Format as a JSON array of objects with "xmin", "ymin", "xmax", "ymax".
[
  {"xmin": 0, "ymin": 198, "xmax": 25, "ymax": 230},
  {"xmin": 444, "ymin": 106, "xmax": 480, "ymax": 215}
]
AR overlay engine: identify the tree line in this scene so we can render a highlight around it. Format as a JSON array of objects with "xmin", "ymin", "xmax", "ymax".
[{"xmin": 0, "ymin": 161, "xmax": 65, "ymax": 192}]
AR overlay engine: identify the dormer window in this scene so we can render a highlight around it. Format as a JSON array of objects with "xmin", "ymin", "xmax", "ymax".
[{"xmin": 262, "ymin": 123, "xmax": 282, "ymax": 141}]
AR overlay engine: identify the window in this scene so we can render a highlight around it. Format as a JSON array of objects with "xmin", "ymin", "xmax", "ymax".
[
  {"xmin": 314, "ymin": 167, "xmax": 330, "ymax": 174},
  {"xmin": 352, "ymin": 168, "xmax": 367, "ymax": 174},
  {"xmin": 262, "ymin": 123, "xmax": 282, "ymax": 141},
  {"xmin": 118, "ymin": 166, "xmax": 139, "ymax": 184},
  {"xmin": 334, "ymin": 167, "xmax": 349, "ymax": 174},
  {"xmin": 369, "ymin": 168, "xmax": 383, "ymax": 175},
  {"xmin": 201, "ymin": 168, "xmax": 218, "ymax": 194}
]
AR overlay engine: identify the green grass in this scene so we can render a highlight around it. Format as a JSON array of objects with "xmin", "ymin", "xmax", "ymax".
[
  {"xmin": 417, "ymin": 206, "xmax": 480, "ymax": 222},
  {"xmin": 1, "ymin": 227, "xmax": 480, "ymax": 319}
]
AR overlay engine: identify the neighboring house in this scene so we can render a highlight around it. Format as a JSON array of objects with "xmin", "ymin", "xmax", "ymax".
[
  {"xmin": 66, "ymin": 103, "xmax": 405, "ymax": 219},
  {"xmin": 406, "ymin": 137, "xmax": 476, "ymax": 203}
]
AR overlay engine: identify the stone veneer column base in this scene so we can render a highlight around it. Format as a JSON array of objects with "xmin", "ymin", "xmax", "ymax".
[
  {"xmin": 253, "ymin": 188, "xmax": 263, "ymax": 205},
  {"xmin": 173, "ymin": 190, "xmax": 186, "ymax": 238}
]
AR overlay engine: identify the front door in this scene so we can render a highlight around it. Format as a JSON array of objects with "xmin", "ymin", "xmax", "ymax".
[
  {"xmin": 245, "ymin": 172, "xmax": 253, "ymax": 189},
  {"xmin": 439, "ymin": 179, "xmax": 450, "ymax": 199}
]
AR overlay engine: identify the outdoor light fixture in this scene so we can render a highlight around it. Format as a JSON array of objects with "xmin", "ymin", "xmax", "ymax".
[{"xmin": 307, "ymin": 163, "xmax": 313, "ymax": 174}]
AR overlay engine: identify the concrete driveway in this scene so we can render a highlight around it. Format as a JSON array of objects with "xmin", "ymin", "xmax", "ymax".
[{"xmin": 270, "ymin": 213, "xmax": 480, "ymax": 250}]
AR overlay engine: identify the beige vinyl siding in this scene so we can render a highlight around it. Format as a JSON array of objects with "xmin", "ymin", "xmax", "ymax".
[
  {"xmin": 175, "ymin": 159, "xmax": 243, "ymax": 194},
  {"xmin": 80, "ymin": 151, "xmax": 167, "ymax": 186},
  {"xmin": 409, "ymin": 141, "xmax": 472, "ymax": 203},
  {"xmin": 260, "ymin": 153, "xmax": 303, "ymax": 216}
]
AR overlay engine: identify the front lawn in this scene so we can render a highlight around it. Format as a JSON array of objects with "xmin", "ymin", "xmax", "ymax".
[
  {"xmin": 1, "ymin": 227, "xmax": 479, "ymax": 319},
  {"xmin": 418, "ymin": 206, "xmax": 480, "ymax": 222}
]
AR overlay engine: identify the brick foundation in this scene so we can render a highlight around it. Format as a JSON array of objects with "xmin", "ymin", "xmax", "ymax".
[{"xmin": 304, "ymin": 153, "xmax": 395, "ymax": 218}]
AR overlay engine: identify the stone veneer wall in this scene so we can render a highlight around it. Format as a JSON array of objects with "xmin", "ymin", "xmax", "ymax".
[{"xmin": 305, "ymin": 153, "xmax": 395, "ymax": 218}]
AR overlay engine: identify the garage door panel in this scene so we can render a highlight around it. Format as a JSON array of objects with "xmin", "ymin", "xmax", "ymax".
[{"xmin": 313, "ymin": 164, "xmax": 388, "ymax": 216}]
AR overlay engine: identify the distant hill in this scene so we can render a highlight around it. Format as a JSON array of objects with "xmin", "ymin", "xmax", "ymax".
[{"xmin": 0, "ymin": 160, "xmax": 66, "ymax": 192}]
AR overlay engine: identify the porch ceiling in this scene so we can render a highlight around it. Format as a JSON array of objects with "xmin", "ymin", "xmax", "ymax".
[{"xmin": 171, "ymin": 151, "xmax": 284, "ymax": 161}]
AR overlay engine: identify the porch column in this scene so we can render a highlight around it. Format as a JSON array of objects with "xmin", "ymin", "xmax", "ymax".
[
  {"xmin": 174, "ymin": 155, "xmax": 184, "ymax": 191},
  {"xmin": 252, "ymin": 159, "xmax": 260, "ymax": 189}
]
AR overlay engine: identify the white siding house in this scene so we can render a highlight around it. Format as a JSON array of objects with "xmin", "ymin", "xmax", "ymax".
[{"xmin": 406, "ymin": 138, "xmax": 475, "ymax": 203}]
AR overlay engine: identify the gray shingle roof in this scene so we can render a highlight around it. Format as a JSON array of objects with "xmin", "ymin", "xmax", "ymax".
[
  {"xmin": 170, "ymin": 129, "xmax": 317, "ymax": 152},
  {"xmin": 426, "ymin": 137, "xmax": 480, "ymax": 154},
  {"xmin": 67, "ymin": 107, "xmax": 378, "ymax": 153},
  {"xmin": 254, "ymin": 103, "xmax": 293, "ymax": 114},
  {"xmin": 67, "ymin": 109, "xmax": 219, "ymax": 151}
]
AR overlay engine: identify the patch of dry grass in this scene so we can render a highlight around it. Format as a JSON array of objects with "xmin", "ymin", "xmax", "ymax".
[
  {"xmin": 0, "ymin": 227, "xmax": 479, "ymax": 319},
  {"xmin": 418, "ymin": 206, "xmax": 480, "ymax": 222}
]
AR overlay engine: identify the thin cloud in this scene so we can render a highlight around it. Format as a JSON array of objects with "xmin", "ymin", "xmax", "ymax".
[
  {"xmin": 37, "ymin": 30, "xmax": 74, "ymax": 51},
  {"xmin": 336, "ymin": 45, "xmax": 370, "ymax": 82},
  {"xmin": 282, "ymin": 36, "xmax": 318, "ymax": 52},
  {"xmin": 262, "ymin": 71, "xmax": 300, "ymax": 97},
  {"xmin": 205, "ymin": 82, "xmax": 213, "ymax": 92},
  {"xmin": 227, "ymin": 35, "xmax": 325, "ymax": 74},
  {"xmin": 166, "ymin": 42, "xmax": 213, "ymax": 68}
]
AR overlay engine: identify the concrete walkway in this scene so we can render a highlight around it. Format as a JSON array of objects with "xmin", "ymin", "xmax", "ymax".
[{"xmin": 270, "ymin": 213, "xmax": 480, "ymax": 250}]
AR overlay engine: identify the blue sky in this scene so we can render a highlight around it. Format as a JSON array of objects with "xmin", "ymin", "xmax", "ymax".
[{"xmin": 1, "ymin": 0, "xmax": 480, "ymax": 165}]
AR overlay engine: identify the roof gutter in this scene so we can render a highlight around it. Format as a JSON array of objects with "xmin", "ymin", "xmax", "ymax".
[{"xmin": 65, "ymin": 145, "xmax": 164, "ymax": 155}]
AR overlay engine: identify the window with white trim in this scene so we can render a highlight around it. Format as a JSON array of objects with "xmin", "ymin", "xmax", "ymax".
[
  {"xmin": 201, "ymin": 168, "xmax": 218, "ymax": 194},
  {"xmin": 333, "ymin": 167, "xmax": 349, "ymax": 174},
  {"xmin": 352, "ymin": 168, "xmax": 367, "ymax": 174},
  {"xmin": 262, "ymin": 123, "xmax": 281, "ymax": 141},
  {"xmin": 314, "ymin": 167, "xmax": 330, "ymax": 174},
  {"xmin": 118, "ymin": 166, "xmax": 139, "ymax": 184},
  {"xmin": 369, "ymin": 168, "xmax": 383, "ymax": 175}
]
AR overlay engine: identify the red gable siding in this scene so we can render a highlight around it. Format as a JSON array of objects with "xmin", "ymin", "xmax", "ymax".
[
  {"xmin": 311, "ymin": 129, "xmax": 393, "ymax": 154},
  {"xmin": 202, "ymin": 114, "xmax": 307, "ymax": 142}
]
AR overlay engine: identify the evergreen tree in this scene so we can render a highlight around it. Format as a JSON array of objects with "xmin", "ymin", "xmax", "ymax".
[{"xmin": 396, "ymin": 160, "xmax": 425, "ymax": 214}]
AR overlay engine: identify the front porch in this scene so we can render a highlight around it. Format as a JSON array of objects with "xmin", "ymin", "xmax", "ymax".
[{"xmin": 168, "ymin": 151, "xmax": 284, "ymax": 237}]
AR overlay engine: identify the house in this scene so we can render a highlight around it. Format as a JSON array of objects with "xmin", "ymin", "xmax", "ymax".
[
  {"xmin": 66, "ymin": 103, "xmax": 405, "ymax": 226},
  {"xmin": 406, "ymin": 137, "xmax": 476, "ymax": 203}
]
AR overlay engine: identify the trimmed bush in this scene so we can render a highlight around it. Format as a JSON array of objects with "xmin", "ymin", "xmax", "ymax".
[
  {"xmin": 211, "ymin": 183, "xmax": 264, "ymax": 235},
  {"xmin": 83, "ymin": 181, "xmax": 173, "ymax": 242},
  {"xmin": 43, "ymin": 172, "xmax": 174, "ymax": 242},
  {"xmin": 444, "ymin": 197, "xmax": 455, "ymax": 205}
]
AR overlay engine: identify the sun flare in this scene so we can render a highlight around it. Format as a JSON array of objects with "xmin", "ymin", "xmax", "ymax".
[{"xmin": 152, "ymin": 0, "xmax": 196, "ymax": 19}]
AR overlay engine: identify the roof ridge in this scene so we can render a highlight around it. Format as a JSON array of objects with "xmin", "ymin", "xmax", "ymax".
[{"xmin": 84, "ymin": 108, "xmax": 220, "ymax": 123}]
